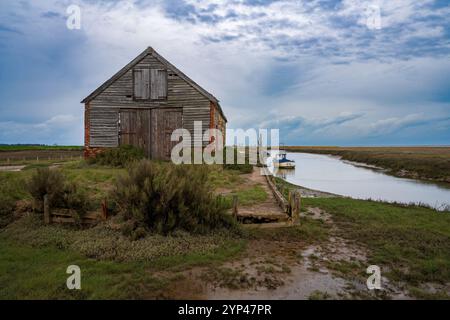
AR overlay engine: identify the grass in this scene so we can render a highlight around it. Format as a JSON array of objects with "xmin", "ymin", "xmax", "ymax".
[
  {"xmin": 229, "ymin": 185, "xmax": 268, "ymax": 206},
  {"xmin": 284, "ymin": 146, "xmax": 450, "ymax": 183},
  {"xmin": 3, "ymin": 155, "xmax": 449, "ymax": 299},
  {"xmin": 0, "ymin": 159, "xmax": 251, "ymax": 299},
  {"xmin": 208, "ymin": 166, "xmax": 244, "ymax": 189},
  {"xmin": 0, "ymin": 216, "xmax": 245, "ymax": 299},
  {"xmin": 244, "ymin": 217, "xmax": 329, "ymax": 243},
  {"xmin": 0, "ymin": 160, "xmax": 123, "ymax": 209},
  {"xmin": 302, "ymin": 197, "xmax": 450, "ymax": 285},
  {"xmin": 0, "ymin": 240, "xmax": 156, "ymax": 299}
]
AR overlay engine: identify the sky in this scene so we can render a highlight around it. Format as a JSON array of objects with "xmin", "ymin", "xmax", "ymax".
[{"xmin": 0, "ymin": 0, "xmax": 449, "ymax": 146}]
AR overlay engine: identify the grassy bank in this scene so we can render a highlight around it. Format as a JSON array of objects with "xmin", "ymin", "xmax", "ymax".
[
  {"xmin": 284, "ymin": 146, "xmax": 450, "ymax": 183},
  {"xmin": 302, "ymin": 197, "xmax": 450, "ymax": 298},
  {"xmin": 0, "ymin": 159, "xmax": 264, "ymax": 299},
  {"xmin": 1, "ymin": 156, "xmax": 449, "ymax": 299},
  {"xmin": 0, "ymin": 231, "xmax": 244, "ymax": 299}
]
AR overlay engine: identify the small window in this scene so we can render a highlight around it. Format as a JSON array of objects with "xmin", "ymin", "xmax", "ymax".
[
  {"xmin": 134, "ymin": 69, "xmax": 167, "ymax": 100},
  {"xmin": 134, "ymin": 69, "xmax": 150, "ymax": 100},
  {"xmin": 150, "ymin": 69, "xmax": 167, "ymax": 100}
]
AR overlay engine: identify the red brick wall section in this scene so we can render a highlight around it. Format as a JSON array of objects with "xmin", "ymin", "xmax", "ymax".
[
  {"xmin": 209, "ymin": 102, "xmax": 215, "ymax": 143},
  {"xmin": 84, "ymin": 102, "xmax": 107, "ymax": 158}
]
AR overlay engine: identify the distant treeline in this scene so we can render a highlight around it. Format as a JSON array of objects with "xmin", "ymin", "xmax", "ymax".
[{"xmin": 0, "ymin": 144, "xmax": 83, "ymax": 151}]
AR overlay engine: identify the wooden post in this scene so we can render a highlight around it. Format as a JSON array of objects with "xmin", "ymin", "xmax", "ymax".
[
  {"xmin": 101, "ymin": 199, "xmax": 108, "ymax": 220},
  {"xmin": 44, "ymin": 194, "xmax": 51, "ymax": 224},
  {"xmin": 232, "ymin": 195, "xmax": 238, "ymax": 220},
  {"xmin": 288, "ymin": 191, "xmax": 293, "ymax": 217},
  {"xmin": 293, "ymin": 192, "xmax": 300, "ymax": 224}
]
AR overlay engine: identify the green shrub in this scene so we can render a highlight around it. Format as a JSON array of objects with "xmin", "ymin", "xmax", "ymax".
[
  {"xmin": 88, "ymin": 145, "xmax": 145, "ymax": 167},
  {"xmin": 0, "ymin": 193, "xmax": 15, "ymax": 228},
  {"xmin": 27, "ymin": 168, "xmax": 91, "ymax": 214},
  {"xmin": 113, "ymin": 160, "xmax": 237, "ymax": 235},
  {"xmin": 61, "ymin": 182, "xmax": 91, "ymax": 215},
  {"xmin": 0, "ymin": 174, "xmax": 29, "ymax": 228},
  {"xmin": 27, "ymin": 168, "xmax": 65, "ymax": 210}
]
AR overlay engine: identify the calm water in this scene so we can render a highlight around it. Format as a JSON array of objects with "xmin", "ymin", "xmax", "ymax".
[{"xmin": 269, "ymin": 152, "xmax": 450, "ymax": 209}]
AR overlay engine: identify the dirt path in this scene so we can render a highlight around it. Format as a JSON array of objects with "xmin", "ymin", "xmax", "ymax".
[
  {"xmin": 0, "ymin": 165, "xmax": 25, "ymax": 172},
  {"xmin": 237, "ymin": 167, "xmax": 288, "ymax": 223}
]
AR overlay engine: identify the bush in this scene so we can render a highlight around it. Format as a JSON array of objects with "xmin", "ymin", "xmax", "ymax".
[
  {"xmin": 0, "ymin": 174, "xmax": 26, "ymax": 228},
  {"xmin": 88, "ymin": 145, "xmax": 145, "ymax": 167},
  {"xmin": 0, "ymin": 193, "xmax": 16, "ymax": 228},
  {"xmin": 27, "ymin": 168, "xmax": 65, "ymax": 210},
  {"xmin": 113, "ymin": 160, "xmax": 237, "ymax": 235},
  {"xmin": 27, "ymin": 168, "xmax": 91, "ymax": 214}
]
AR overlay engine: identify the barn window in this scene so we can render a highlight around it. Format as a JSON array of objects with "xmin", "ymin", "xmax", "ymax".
[
  {"xmin": 150, "ymin": 69, "xmax": 167, "ymax": 99},
  {"xmin": 134, "ymin": 69, "xmax": 150, "ymax": 100},
  {"xmin": 134, "ymin": 69, "xmax": 167, "ymax": 100}
]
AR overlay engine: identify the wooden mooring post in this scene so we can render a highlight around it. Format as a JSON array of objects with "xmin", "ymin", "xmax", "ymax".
[
  {"xmin": 43, "ymin": 194, "xmax": 51, "ymax": 224},
  {"xmin": 288, "ymin": 191, "xmax": 301, "ymax": 224},
  {"xmin": 232, "ymin": 195, "xmax": 238, "ymax": 220}
]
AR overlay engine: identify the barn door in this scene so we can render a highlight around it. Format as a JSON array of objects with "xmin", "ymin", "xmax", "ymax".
[
  {"xmin": 151, "ymin": 108, "xmax": 182, "ymax": 160},
  {"xmin": 119, "ymin": 109, "xmax": 151, "ymax": 157}
]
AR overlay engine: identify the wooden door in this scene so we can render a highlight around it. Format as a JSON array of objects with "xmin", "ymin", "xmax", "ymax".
[
  {"xmin": 151, "ymin": 108, "xmax": 182, "ymax": 160},
  {"xmin": 119, "ymin": 109, "xmax": 151, "ymax": 157}
]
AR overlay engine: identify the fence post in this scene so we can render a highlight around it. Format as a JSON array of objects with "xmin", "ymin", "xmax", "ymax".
[
  {"xmin": 232, "ymin": 195, "xmax": 238, "ymax": 220},
  {"xmin": 288, "ymin": 191, "xmax": 293, "ymax": 217},
  {"xmin": 101, "ymin": 199, "xmax": 108, "ymax": 220},
  {"xmin": 44, "ymin": 194, "xmax": 51, "ymax": 224}
]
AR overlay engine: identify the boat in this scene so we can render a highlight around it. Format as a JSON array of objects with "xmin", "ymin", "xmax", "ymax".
[{"xmin": 273, "ymin": 151, "xmax": 295, "ymax": 169}]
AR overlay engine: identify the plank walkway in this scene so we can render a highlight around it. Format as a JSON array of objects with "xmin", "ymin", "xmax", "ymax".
[{"xmin": 237, "ymin": 167, "xmax": 289, "ymax": 223}]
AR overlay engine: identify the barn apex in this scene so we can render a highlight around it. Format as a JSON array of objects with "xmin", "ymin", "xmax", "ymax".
[{"xmin": 82, "ymin": 47, "xmax": 227, "ymax": 160}]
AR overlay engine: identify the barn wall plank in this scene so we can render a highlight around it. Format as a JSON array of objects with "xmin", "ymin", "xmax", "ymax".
[{"xmin": 89, "ymin": 107, "xmax": 119, "ymax": 147}]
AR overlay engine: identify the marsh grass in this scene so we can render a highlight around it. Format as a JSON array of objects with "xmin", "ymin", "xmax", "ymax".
[{"xmin": 303, "ymin": 197, "xmax": 450, "ymax": 285}]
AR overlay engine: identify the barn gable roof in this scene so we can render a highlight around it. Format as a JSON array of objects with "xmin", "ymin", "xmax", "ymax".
[{"xmin": 81, "ymin": 47, "xmax": 227, "ymax": 122}]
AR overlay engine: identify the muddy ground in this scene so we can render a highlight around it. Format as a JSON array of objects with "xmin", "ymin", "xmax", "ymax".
[{"xmin": 155, "ymin": 205, "xmax": 410, "ymax": 300}]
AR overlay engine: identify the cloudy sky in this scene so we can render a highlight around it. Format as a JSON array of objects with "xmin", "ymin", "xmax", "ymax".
[{"xmin": 0, "ymin": 0, "xmax": 449, "ymax": 146}]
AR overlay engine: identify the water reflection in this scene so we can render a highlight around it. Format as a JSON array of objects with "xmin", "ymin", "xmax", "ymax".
[{"xmin": 276, "ymin": 168, "xmax": 296, "ymax": 179}]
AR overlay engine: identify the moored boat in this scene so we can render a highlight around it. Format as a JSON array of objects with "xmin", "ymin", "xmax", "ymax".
[{"xmin": 273, "ymin": 151, "xmax": 295, "ymax": 169}]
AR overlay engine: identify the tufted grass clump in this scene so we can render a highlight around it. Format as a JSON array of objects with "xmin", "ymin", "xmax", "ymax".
[{"xmin": 113, "ymin": 160, "xmax": 237, "ymax": 235}]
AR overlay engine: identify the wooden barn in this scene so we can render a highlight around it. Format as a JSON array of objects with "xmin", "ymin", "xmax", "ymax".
[{"xmin": 82, "ymin": 47, "xmax": 227, "ymax": 160}]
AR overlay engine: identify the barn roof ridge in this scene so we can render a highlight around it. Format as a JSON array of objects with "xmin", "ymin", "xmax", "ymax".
[{"xmin": 81, "ymin": 47, "xmax": 227, "ymax": 122}]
